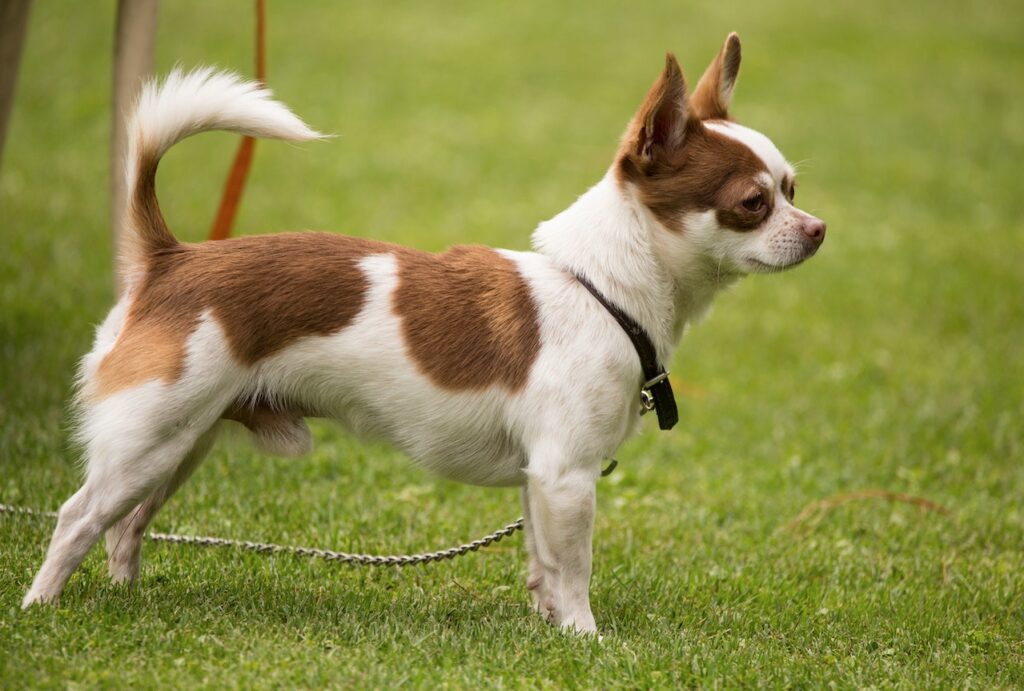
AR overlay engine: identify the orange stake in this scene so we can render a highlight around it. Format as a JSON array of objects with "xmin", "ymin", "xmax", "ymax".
[{"xmin": 209, "ymin": 0, "xmax": 266, "ymax": 241}]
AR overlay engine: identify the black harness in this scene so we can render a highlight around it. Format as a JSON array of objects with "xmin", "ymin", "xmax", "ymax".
[{"xmin": 573, "ymin": 274, "xmax": 679, "ymax": 431}]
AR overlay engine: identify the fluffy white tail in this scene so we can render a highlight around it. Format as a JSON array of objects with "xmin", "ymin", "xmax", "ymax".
[{"xmin": 121, "ymin": 68, "xmax": 322, "ymax": 269}]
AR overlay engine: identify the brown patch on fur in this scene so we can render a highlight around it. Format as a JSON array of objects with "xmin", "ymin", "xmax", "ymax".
[
  {"xmin": 394, "ymin": 246, "xmax": 540, "ymax": 391},
  {"xmin": 94, "ymin": 233, "xmax": 390, "ymax": 398},
  {"xmin": 618, "ymin": 119, "xmax": 769, "ymax": 233},
  {"xmin": 714, "ymin": 171, "xmax": 774, "ymax": 232},
  {"xmin": 94, "ymin": 322, "xmax": 187, "ymax": 397},
  {"xmin": 614, "ymin": 36, "xmax": 768, "ymax": 233}
]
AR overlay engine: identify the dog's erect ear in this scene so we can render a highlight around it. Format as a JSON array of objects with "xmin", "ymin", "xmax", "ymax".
[
  {"xmin": 691, "ymin": 32, "xmax": 742, "ymax": 120},
  {"xmin": 623, "ymin": 53, "xmax": 689, "ymax": 166}
]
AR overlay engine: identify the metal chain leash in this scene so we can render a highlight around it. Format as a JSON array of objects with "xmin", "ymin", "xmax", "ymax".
[{"xmin": 0, "ymin": 502, "xmax": 522, "ymax": 567}]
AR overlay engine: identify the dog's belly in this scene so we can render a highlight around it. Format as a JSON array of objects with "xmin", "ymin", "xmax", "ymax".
[
  {"xmin": 247, "ymin": 250, "xmax": 533, "ymax": 487},
  {"xmin": 237, "ymin": 367, "xmax": 529, "ymax": 486},
  {"xmin": 313, "ymin": 392, "xmax": 528, "ymax": 487},
  {"xmin": 384, "ymin": 421, "xmax": 526, "ymax": 488}
]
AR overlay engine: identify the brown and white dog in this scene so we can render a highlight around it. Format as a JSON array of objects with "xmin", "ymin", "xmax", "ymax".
[{"xmin": 23, "ymin": 34, "xmax": 824, "ymax": 633}]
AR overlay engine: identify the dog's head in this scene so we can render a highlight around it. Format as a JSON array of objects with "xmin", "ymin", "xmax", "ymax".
[{"xmin": 617, "ymin": 33, "xmax": 825, "ymax": 277}]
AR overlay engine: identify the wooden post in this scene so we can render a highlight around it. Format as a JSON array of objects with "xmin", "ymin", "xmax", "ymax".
[
  {"xmin": 111, "ymin": 0, "xmax": 158, "ymax": 295},
  {"xmin": 0, "ymin": 0, "xmax": 32, "ymax": 169}
]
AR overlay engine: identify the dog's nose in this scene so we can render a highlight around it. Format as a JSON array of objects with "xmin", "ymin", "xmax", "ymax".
[{"xmin": 801, "ymin": 218, "xmax": 826, "ymax": 244}]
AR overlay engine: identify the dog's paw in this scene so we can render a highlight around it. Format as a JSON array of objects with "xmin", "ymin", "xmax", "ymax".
[
  {"xmin": 559, "ymin": 611, "xmax": 598, "ymax": 636},
  {"xmin": 107, "ymin": 560, "xmax": 140, "ymax": 586},
  {"xmin": 21, "ymin": 589, "xmax": 58, "ymax": 609}
]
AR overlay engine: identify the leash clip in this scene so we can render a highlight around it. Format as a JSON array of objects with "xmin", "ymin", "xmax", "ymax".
[
  {"xmin": 639, "ymin": 371, "xmax": 669, "ymax": 415},
  {"xmin": 639, "ymin": 389, "xmax": 655, "ymax": 414}
]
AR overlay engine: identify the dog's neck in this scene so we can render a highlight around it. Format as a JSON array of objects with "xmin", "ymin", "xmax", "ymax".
[{"xmin": 532, "ymin": 171, "xmax": 736, "ymax": 365}]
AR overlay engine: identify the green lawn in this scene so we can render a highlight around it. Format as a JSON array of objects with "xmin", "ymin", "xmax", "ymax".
[{"xmin": 3, "ymin": 0, "xmax": 1023, "ymax": 687}]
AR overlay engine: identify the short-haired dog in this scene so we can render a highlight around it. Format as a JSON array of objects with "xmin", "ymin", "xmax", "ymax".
[{"xmin": 24, "ymin": 34, "xmax": 825, "ymax": 634}]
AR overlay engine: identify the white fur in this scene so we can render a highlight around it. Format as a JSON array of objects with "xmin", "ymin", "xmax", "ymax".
[
  {"xmin": 706, "ymin": 121, "xmax": 792, "ymax": 180},
  {"xmin": 24, "ymin": 66, "xmax": 822, "ymax": 636},
  {"xmin": 127, "ymin": 67, "xmax": 321, "ymax": 172}
]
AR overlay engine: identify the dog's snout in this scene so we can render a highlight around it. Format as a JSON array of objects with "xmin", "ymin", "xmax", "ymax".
[{"xmin": 801, "ymin": 218, "xmax": 826, "ymax": 245}]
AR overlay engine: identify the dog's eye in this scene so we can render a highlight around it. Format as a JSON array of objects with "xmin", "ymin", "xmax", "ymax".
[
  {"xmin": 742, "ymin": 193, "xmax": 765, "ymax": 213},
  {"xmin": 788, "ymin": 185, "xmax": 796, "ymax": 202}
]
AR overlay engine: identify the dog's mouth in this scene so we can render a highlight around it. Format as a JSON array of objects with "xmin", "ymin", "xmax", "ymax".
[
  {"xmin": 744, "ymin": 257, "xmax": 803, "ymax": 274},
  {"xmin": 744, "ymin": 248, "xmax": 818, "ymax": 275}
]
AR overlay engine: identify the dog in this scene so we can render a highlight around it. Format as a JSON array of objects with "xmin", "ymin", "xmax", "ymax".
[{"xmin": 23, "ymin": 33, "xmax": 824, "ymax": 634}]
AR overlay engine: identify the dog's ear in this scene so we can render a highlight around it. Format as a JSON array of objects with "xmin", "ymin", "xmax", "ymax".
[
  {"xmin": 622, "ymin": 53, "xmax": 689, "ymax": 167},
  {"xmin": 691, "ymin": 32, "xmax": 742, "ymax": 120}
]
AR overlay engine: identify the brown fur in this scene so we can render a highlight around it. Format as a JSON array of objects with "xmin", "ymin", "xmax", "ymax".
[
  {"xmin": 615, "ymin": 37, "xmax": 769, "ymax": 233},
  {"xmin": 617, "ymin": 53, "xmax": 689, "ymax": 165},
  {"xmin": 394, "ymin": 245, "xmax": 540, "ymax": 392},
  {"xmin": 618, "ymin": 119, "xmax": 769, "ymax": 233},
  {"xmin": 94, "ymin": 233, "xmax": 388, "ymax": 398},
  {"xmin": 94, "ymin": 321, "xmax": 187, "ymax": 398},
  {"xmin": 94, "ymin": 235, "xmax": 541, "ymax": 400}
]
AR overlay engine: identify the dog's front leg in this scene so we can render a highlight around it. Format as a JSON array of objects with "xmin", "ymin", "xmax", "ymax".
[
  {"xmin": 524, "ymin": 460, "xmax": 597, "ymax": 634},
  {"xmin": 520, "ymin": 486, "xmax": 555, "ymax": 620}
]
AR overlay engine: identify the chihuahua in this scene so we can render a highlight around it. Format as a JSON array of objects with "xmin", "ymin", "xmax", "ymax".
[{"xmin": 23, "ymin": 33, "xmax": 824, "ymax": 633}]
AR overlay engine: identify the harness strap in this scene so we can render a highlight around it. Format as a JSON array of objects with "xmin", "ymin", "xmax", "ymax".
[{"xmin": 573, "ymin": 273, "xmax": 679, "ymax": 430}]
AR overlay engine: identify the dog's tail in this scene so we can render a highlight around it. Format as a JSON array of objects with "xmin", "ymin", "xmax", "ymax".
[{"xmin": 120, "ymin": 67, "xmax": 322, "ymax": 277}]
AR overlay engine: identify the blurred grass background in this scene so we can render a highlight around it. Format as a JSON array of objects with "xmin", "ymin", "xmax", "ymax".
[{"xmin": 2, "ymin": 0, "xmax": 1023, "ymax": 687}]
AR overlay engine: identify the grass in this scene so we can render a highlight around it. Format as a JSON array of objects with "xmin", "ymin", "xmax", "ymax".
[{"xmin": 2, "ymin": 0, "xmax": 1023, "ymax": 687}]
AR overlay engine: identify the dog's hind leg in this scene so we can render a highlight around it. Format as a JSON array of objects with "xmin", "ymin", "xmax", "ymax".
[
  {"xmin": 22, "ymin": 385, "xmax": 227, "ymax": 608},
  {"xmin": 23, "ymin": 443, "xmax": 191, "ymax": 607},
  {"xmin": 104, "ymin": 424, "xmax": 221, "ymax": 585}
]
